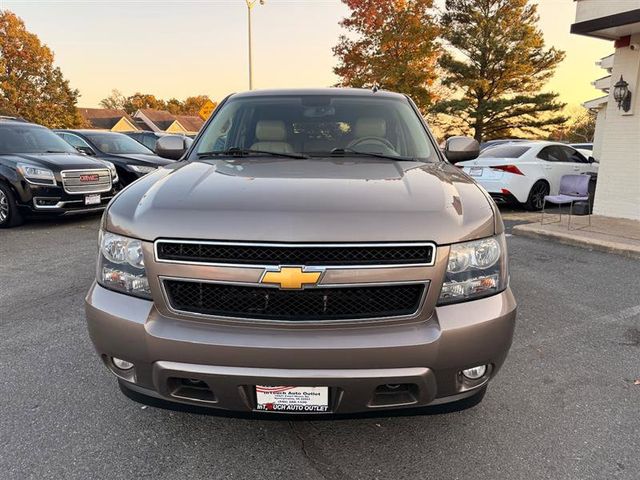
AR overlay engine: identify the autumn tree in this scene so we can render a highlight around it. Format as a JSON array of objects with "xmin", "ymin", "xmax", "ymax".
[
  {"xmin": 101, "ymin": 91, "xmax": 214, "ymax": 116},
  {"xmin": 181, "ymin": 95, "xmax": 215, "ymax": 115},
  {"xmin": 122, "ymin": 93, "xmax": 166, "ymax": 114},
  {"xmin": 99, "ymin": 89, "xmax": 126, "ymax": 110},
  {"xmin": 434, "ymin": 0, "xmax": 567, "ymax": 142},
  {"xmin": 333, "ymin": 0, "xmax": 440, "ymax": 111},
  {"xmin": 0, "ymin": 10, "xmax": 83, "ymax": 127},
  {"xmin": 548, "ymin": 108, "xmax": 596, "ymax": 143}
]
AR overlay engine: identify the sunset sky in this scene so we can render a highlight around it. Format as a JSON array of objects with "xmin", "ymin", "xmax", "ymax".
[{"xmin": 2, "ymin": 0, "xmax": 613, "ymax": 111}]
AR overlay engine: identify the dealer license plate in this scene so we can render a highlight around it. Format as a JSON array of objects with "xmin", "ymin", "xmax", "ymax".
[
  {"xmin": 85, "ymin": 194, "xmax": 101, "ymax": 205},
  {"xmin": 469, "ymin": 167, "xmax": 483, "ymax": 177},
  {"xmin": 255, "ymin": 386, "xmax": 329, "ymax": 412}
]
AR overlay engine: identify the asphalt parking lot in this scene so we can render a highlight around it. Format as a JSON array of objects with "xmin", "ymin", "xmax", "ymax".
[{"xmin": 1, "ymin": 211, "xmax": 639, "ymax": 480}]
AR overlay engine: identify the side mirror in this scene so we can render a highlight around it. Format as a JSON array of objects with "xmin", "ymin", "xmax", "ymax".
[
  {"xmin": 156, "ymin": 135, "xmax": 191, "ymax": 160},
  {"xmin": 444, "ymin": 136, "xmax": 480, "ymax": 163},
  {"xmin": 588, "ymin": 156, "xmax": 596, "ymax": 163},
  {"xmin": 76, "ymin": 146, "xmax": 95, "ymax": 156}
]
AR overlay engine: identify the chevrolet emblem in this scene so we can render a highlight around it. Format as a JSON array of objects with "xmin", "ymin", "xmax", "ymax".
[{"xmin": 261, "ymin": 267, "xmax": 322, "ymax": 289}]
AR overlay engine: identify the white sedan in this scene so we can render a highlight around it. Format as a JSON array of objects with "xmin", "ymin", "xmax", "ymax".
[{"xmin": 457, "ymin": 141, "xmax": 598, "ymax": 210}]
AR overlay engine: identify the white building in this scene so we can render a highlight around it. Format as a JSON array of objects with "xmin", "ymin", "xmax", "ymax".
[{"xmin": 572, "ymin": 1, "xmax": 640, "ymax": 220}]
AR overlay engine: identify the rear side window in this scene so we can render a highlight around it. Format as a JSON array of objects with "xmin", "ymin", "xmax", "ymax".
[
  {"xmin": 479, "ymin": 145, "xmax": 530, "ymax": 159},
  {"xmin": 538, "ymin": 146, "xmax": 568, "ymax": 162}
]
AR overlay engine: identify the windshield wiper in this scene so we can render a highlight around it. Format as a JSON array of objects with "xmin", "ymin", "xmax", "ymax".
[
  {"xmin": 46, "ymin": 150, "xmax": 69, "ymax": 154},
  {"xmin": 197, "ymin": 147, "xmax": 308, "ymax": 160},
  {"xmin": 329, "ymin": 148, "xmax": 416, "ymax": 162}
]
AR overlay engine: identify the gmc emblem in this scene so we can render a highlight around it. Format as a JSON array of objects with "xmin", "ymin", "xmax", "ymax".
[{"xmin": 80, "ymin": 174, "xmax": 99, "ymax": 182}]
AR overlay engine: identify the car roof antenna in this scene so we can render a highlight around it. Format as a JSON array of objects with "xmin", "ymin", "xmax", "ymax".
[{"xmin": 372, "ymin": 83, "xmax": 380, "ymax": 93}]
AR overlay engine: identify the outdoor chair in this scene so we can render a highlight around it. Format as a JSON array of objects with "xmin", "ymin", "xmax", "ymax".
[{"xmin": 541, "ymin": 174, "xmax": 591, "ymax": 230}]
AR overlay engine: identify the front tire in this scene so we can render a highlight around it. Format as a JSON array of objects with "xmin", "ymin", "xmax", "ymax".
[
  {"xmin": 524, "ymin": 180, "xmax": 549, "ymax": 211},
  {"xmin": 0, "ymin": 182, "xmax": 24, "ymax": 228}
]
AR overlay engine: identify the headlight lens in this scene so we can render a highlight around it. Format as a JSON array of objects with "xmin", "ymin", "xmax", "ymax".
[
  {"xmin": 101, "ymin": 161, "xmax": 118, "ymax": 182},
  {"xmin": 129, "ymin": 165, "xmax": 157, "ymax": 174},
  {"xmin": 438, "ymin": 234, "xmax": 508, "ymax": 305},
  {"xmin": 17, "ymin": 163, "xmax": 56, "ymax": 185},
  {"xmin": 97, "ymin": 230, "xmax": 151, "ymax": 299}
]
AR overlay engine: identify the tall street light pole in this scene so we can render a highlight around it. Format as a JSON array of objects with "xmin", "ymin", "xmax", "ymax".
[{"xmin": 245, "ymin": 0, "xmax": 264, "ymax": 90}]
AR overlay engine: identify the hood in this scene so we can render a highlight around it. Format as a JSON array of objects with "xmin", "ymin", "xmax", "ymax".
[
  {"xmin": 106, "ymin": 158, "xmax": 496, "ymax": 245},
  {"xmin": 110, "ymin": 153, "xmax": 174, "ymax": 166},
  {"xmin": 2, "ymin": 152, "xmax": 112, "ymax": 171}
]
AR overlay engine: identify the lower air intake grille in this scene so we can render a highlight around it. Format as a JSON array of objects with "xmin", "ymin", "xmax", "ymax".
[{"xmin": 164, "ymin": 281, "xmax": 425, "ymax": 321}]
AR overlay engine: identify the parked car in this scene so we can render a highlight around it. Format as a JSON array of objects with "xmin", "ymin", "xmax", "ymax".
[
  {"xmin": 457, "ymin": 141, "xmax": 598, "ymax": 210},
  {"xmin": 85, "ymin": 88, "xmax": 517, "ymax": 415},
  {"xmin": 0, "ymin": 119, "xmax": 119, "ymax": 228},
  {"xmin": 569, "ymin": 143, "xmax": 596, "ymax": 161},
  {"xmin": 570, "ymin": 143, "xmax": 593, "ymax": 152},
  {"xmin": 479, "ymin": 138, "xmax": 529, "ymax": 153},
  {"xmin": 54, "ymin": 130, "xmax": 177, "ymax": 186},
  {"xmin": 124, "ymin": 131, "xmax": 188, "ymax": 153}
]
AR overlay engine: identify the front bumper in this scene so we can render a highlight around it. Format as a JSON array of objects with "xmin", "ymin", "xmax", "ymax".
[
  {"xmin": 85, "ymin": 283, "xmax": 516, "ymax": 414},
  {"xmin": 16, "ymin": 183, "xmax": 119, "ymax": 216}
]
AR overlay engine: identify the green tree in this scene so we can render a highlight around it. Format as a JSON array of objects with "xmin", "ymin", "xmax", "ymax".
[
  {"xmin": 333, "ymin": 0, "xmax": 440, "ymax": 111},
  {"xmin": 434, "ymin": 0, "xmax": 567, "ymax": 142},
  {"xmin": 0, "ymin": 10, "xmax": 83, "ymax": 127}
]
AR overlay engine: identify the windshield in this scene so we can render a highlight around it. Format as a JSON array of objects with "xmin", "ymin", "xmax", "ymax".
[
  {"xmin": 479, "ymin": 145, "xmax": 530, "ymax": 159},
  {"xmin": 83, "ymin": 132, "xmax": 154, "ymax": 155},
  {"xmin": 0, "ymin": 125, "xmax": 77, "ymax": 155},
  {"xmin": 195, "ymin": 94, "xmax": 436, "ymax": 160}
]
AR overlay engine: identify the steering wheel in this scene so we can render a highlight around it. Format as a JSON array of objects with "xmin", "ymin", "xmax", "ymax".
[{"xmin": 346, "ymin": 136, "xmax": 396, "ymax": 151}]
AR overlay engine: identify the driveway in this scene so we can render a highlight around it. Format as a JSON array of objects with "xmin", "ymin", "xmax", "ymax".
[{"xmin": 1, "ymin": 214, "xmax": 639, "ymax": 480}]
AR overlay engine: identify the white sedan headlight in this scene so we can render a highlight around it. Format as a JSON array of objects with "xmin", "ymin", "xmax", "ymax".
[
  {"xmin": 17, "ymin": 162, "xmax": 56, "ymax": 185},
  {"xmin": 438, "ymin": 234, "xmax": 508, "ymax": 305},
  {"xmin": 98, "ymin": 230, "xmax": 151, "ymax": 299}
]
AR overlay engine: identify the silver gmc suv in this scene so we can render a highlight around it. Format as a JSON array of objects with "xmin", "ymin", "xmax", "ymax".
[{"xmin": 85, "ymin": 88, "xmax": 516, "ymax": 415}]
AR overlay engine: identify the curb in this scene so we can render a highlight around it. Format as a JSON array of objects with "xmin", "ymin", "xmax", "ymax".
[{"xmin": 512, "ymin": 224, "xmax": 640, "ymax": 260}]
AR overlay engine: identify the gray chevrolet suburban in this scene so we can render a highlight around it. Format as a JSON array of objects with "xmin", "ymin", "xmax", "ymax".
[{"xmin": 85, "ymin": 88, "xmax": 516, "ymax": 415}]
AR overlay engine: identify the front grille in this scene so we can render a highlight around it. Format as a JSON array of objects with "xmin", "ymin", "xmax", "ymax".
[
  {"xmin": 61, "ymin": 169, "xmax": 112, "ymax": 194},
  {"xmin": 164, "ymin": 280, "xmax": 425, "ymax": 321},
  {"xmin": 156, "ymin": 242, "xmax": 435, "ymax": 266}
]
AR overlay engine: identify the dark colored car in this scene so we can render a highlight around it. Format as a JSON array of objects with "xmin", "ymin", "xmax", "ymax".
[
  {"xmin": 124, "ymin": 131, "xmax": 171, "ymax": 152},
  {"xmin": 54, "ymin": 130, "xmax": 176, "ymax": 186},
  {"xmin": 0, "ymin": 119, "xmax": 119, "ymax": 228}
]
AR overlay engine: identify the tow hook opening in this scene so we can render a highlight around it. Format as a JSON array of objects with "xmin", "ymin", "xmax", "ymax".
[
  {"xmin": 369, "ymin": 383, "xmax": 419, "ymax": 407},
  {"xmin": 168, "ymin": 377, "xmax": 217, "ymax": 404}
]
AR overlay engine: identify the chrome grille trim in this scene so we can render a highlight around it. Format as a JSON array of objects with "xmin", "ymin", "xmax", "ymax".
[
  {"xmin": 60, "ymin": 168, "xmax": 112, "ymax": 194},
  {"xmin": 154, "ymin": 240, "xmax": 437, "ymax": 268}
]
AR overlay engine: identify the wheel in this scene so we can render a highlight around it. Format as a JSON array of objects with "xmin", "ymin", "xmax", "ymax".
[
  {"xmin": 524, "ymin": 180, "xmax": 549, "ymax": 211},
  {"xmin": 0, "ymin": 182, "xmax": 24, "ymax": 228}
]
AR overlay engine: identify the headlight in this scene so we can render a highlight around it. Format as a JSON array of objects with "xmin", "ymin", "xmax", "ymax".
[
  {"xmin": 438, "ymin": 234, "xmax": 508, "ymax": 305},
  {"xmin": 101, "ymin": 161, "xmax": 118, "ymax": 182},
  {"xmin": 129, "ymin": 165, "xmax": 157, "ymax": 174},
  {"xmin": 17, "ymin": 163, "xmax": 56, "ymax": 185},
  {"xmin": 97, "ymin": 230, "xmax": 151, "ymax": 299}
]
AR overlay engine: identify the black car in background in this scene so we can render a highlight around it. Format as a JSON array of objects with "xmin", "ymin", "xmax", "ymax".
[
  {"xmin": 0, "ymin": 119, "xmax": 119, "ymax": 228},
  {"xmin": 54, "ymin": 130, "xmax": 175, "ymax": 186},
  {"xmin": 124, "ymin": 131, "xmax": 171, "ymax": 152}
]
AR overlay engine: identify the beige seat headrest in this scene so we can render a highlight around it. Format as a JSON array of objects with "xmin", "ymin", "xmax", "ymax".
[
  {"xmin": 354, "ymin": 118, "xmax": 387, "ymax": 138},
  {"xmin": 255, "ymin": 120, "xmax": 287, "ymax": 142}
]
